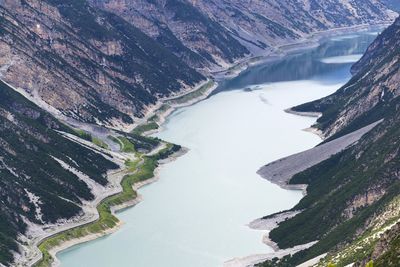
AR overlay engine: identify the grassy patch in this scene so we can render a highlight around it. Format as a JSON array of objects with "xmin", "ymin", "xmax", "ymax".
[
  {"xmin": 72, "ymin": 128, "xmax": 110, "ymax": 150},
  {"xmin": 164, "ymin": 80, "xmax": 214, "ymax": 106},
  {"xmin": 132, "ymin": 121, "xmax": 159, "ymax": 135},
  {"xmin": 148, "ymin": 115, "xmax": 159, "ymax": 122},
  {"xmin": 117, "ymin": 136, "xmax": 136, "ymax": 153},
  {"xmin": 71, "ymin": 128, "xmax": 92, "ymax": 142},
  {"xmin": 92, "ymin": 137, "xmax": 108, "ymax": 149},
  {"xmin": 158, "ymin": 104, "xmax": 171, "ymax": 113}
]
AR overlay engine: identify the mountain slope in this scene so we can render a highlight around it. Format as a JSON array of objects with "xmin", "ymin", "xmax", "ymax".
[
  {"xmin": 89, "ymin": 0, "xmax": 397, "ymax": 70},
  {"xmin": 0, "ymin": 1, "xmax": 398, "ymax": 266},
  {"xmin": 0, "ymin": 0, "xmax": 204, "ymax": 128},
  {"xmin": 0, "ymin": 80, "xmax": 118, "ymax": 265},
  {"xmin": 194, "ymin": 0, "xmax": 396, "ymax": 52},
  {"xmin": 0, "ymin": 0, "xmax": 396, "ymax": 129},
  {"xmin": 258, "ymin": 16, "xmax": 400, "ymax": 267},
  {"xmin": 292, "ymin": 17, "xmax": 400, "ymax": 140},
  {"xmin": 88, "ymin": 0, "xmax": 250, "ymax": 69}
]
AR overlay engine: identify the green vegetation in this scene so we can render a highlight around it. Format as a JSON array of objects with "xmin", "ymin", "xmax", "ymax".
[
  {"xmin": 71, "ymin": 128, "xmax": 109, "ymax": 149},
  {"xmin": 34, "ymin": 143, "xmax": 180, "ymax": 267},
  {"xmin": 158, "ymin": 104, "xmax": 171, "ymax": 113},
  {"xmin": 132, "ymin": 121, "xmax": 159, "ymax": 135},
  {"xmin": 164, "ymin": 80, "xmax": 215, "ymax": 106},
  {"xmin": 148, "ymin": 114, "xmax": 159, "ymax": 122},
  {"xmin": 72, "ymin": 128, "xmax": 93, "ymax": 141},
  {"xmin": 125, "ymin": 158, "xmax": 140, "ymax": 172},
  {"xmin": 125, "ymin": 133, "xmax": 160, "ymax": 153},
  {"xmin": 258, "ymin": 19, "xmax": 400, "ymax": 267},
  {"xmin": 92, "ymin": 137, "xmax": 109, "ymax": 149},
  {"xmin": 7, "ymin": 0, "xmax": 205, "ymax": 126},
  {"xmin": 375, "ymin": 233, "xmax": 400, "ymax": 266},
  {"xmin": 0, "ymin": 80, "xmax": 118, "ymax": 265},
  {"xmin": 117, "ymin": 136, "xmax": 136, "ymax": 153}
]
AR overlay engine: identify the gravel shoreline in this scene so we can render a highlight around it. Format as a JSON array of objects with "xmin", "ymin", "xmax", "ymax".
[
  {"xmin": 257, "ymin": 120, "xmax": 382, "ymax": 190},
  {"xmin": 225, "ymin": 120, "xmax": 383, "ymax": 267}
]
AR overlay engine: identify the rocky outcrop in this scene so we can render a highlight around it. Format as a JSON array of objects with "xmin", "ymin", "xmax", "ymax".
[{"xmin": 342, "ymin": 187, "xmax": 386, "ymax": 219}]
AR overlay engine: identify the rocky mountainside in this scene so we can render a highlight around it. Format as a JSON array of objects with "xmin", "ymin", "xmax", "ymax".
[
  {"xmin": 89, "ymin": 0, "xmax": 397, "ymax": 70},
  {"xmin": 259, "ymin": 16, "xmax": 400, "ymax": 267},
  {"xmin": 293, "ymin": 16, "xmax": 400, "ymax": 140},
  {"xmin": 0, "ymin": 0, "xmax": 396, "ymax": 129},
  {"xmin": 89, "ymin": 0, "xmax": 250, "ymax": 69},
  {"xmin": 0, "ymin": 1, "xmax": 398, "ymax": 266},
  {"xmin": 0, "ymin": 80, "xmax": 118, "ymax": 265},
  {"xmin": 0, "ymin": 0, "xmax": 204, "ymax": 128}
]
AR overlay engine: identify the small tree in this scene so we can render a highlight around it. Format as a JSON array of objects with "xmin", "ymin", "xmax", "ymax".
[
  {"xmin": 327, "ymin": 263, "xmax": 337, "ymax": 267},
  {"xmin": 365, "ymin": 260, "xmax": 374, "ymax": 267}
]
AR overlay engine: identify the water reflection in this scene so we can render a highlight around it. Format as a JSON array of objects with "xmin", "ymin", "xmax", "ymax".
[{"xmin": 215, "ymin": 32, "xmax": 378, "ymax": 92}]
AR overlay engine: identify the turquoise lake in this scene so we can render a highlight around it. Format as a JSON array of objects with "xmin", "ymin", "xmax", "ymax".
[{"xmin": 58, "ymin": 32, "xmax": 377, "ymax": 267}]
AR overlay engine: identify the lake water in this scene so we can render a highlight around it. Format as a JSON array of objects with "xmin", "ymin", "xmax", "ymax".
[{"xmin": 58, "ymin": 32, "xmax": 377, "ymax": 267}]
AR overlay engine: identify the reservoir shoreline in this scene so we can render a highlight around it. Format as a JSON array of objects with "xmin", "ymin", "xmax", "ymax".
[
  {"xmin": 138, "ymin": 22, "xmax": 390, "ymax": 136},
  {"xmin": 22, "ymin": 23, "xmax": 388, "ymax": 267}
]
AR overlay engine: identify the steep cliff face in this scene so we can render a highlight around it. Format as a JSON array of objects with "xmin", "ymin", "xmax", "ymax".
[
  {"xmin": 89, "ymin": 0, "xmax": 397, "ymax": 69},
  {"xmin": 259, "ymin": 16, "xmax": 400, "ymax": 267},
  {"xmin": 0, "ymin": 80, "xmax": 118, "ymax": 265},
  {"xmin": 0, "ymin": 0, "xmax": 204, "ymax": 128}
]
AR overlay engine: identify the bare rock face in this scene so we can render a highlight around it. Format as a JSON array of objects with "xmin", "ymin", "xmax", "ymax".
[
  {"xmin": 343, "ymin": 187, "xmax": 386, "ymax": 219},
  {"xmin": 89, "ymin": 0, "xmax": 396, "ymax": 70},
  {"xmin": 0, "ymin": 0, "xmax": 204, "ymax": 128}
]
